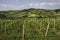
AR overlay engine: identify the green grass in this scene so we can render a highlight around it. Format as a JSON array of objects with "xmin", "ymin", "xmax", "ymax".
[
  {"xmin": 0, "ymin": 8, "xmax": 60, "ymax": 40},
  {"xmin": 0, "ymin": 18, "xmax": 60, "ymax": 40}
]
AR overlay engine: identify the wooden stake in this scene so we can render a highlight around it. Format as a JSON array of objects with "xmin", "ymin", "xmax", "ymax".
[
  {"xmin": 45, "ymin": 18, "xmax": 50, "ymax": 37},
  {"xmin": 53, "ymin": 18, "xmax": 55, "ymax": 30},
  {"xmin": 22, "ymin": 20, "xmax": 25, "ymax": 40}
]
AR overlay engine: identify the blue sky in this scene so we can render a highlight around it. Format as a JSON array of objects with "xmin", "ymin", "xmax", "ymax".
[{"xmin": 0, "ymin": 0, "xmax": 60, "ymax": 11}]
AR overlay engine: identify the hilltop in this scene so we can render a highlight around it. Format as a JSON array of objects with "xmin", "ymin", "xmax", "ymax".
[{"xmin": 0, "ymin": 8, "xmax": 60, "ymax": 19}]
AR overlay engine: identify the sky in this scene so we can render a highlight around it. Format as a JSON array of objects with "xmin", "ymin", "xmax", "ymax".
[{"xmin": 0, "ymin": 0, "xmax": 60, "ymax": 11}]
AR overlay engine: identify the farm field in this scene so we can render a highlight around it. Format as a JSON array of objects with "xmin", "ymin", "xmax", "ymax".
[{"xmin": 0, "ymin": 9, "xmax": 60, "ymax": 40}]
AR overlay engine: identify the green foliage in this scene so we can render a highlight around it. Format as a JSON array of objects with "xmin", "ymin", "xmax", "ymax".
[{"xmin": 0, "ymin": 8, "xmax": 60, "ymax": 40}]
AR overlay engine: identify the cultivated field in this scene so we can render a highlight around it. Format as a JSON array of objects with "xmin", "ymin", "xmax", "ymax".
[{"xmin": 0, "ymin": 9, "xmax": 60, "ymax": 40}]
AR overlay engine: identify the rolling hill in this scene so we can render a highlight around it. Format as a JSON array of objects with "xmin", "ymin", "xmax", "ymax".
[{"xmin": 0, "ymin": 8, "xmax": 60, "ymax": 40}]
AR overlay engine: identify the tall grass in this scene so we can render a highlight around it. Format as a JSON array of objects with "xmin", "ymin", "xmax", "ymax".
[{"xmin": 0, "ymin": 18, "xmax": 60, "ymax": 40}]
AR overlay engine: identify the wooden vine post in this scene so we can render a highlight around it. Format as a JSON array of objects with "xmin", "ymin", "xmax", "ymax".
[
  {"xmin": 45, "ymin": 18, "xmax": 50, "ymax": 37},
  {"xmin": 22, "ymin": 19, "xmax": 25, "ymax": 40}
]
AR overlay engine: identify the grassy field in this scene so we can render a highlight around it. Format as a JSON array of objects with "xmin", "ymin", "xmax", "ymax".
[{"xmin": 0, "ymin": 9, "xmax": 60, "ymax": 40}]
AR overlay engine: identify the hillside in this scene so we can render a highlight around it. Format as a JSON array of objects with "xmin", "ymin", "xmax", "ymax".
[
  {"xmin": 0, "ymin": 8, "xmax": 60, "ymax": 40},
  {"xmin": 0, "ymin": 8, "xmax": 60, "ymax": 19}
]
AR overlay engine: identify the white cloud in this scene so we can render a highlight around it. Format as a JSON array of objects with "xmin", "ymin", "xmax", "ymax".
[
  {"xmin": 48, "ymin": 3, "xmax": 54, "ymax": 6},
  {"xmin": 35, "ymin": 3, "xmax": 39, "ymax": 7},
  {"xmin": 40, "ymin": 3, "xmax": 46, "ymax": 6},
  {"xmin": 40, "ymin": 2, "xmax": 60, "ymax": 6},
  {"xmin": 27, "ymin": 2, "xmax": 60, "ymax": 9},
  {"xmin": 39, "ymin": 2, "xmax": 55, "ymax": 6},
  {"xmin": 0, "ymin": 2, "xmax": 60, "ymax": 11},
  {"xmin": 29, "ymin": 3, "xmax": 34, "ymax": 6},
  {"xmin": 0, "ymin": 4, "xmax": 7, "ymax": 7},
  {"xmin": 29, "ymin": 2, "xmax": 60, "ymax": 7},
  {"xmin": 0, "ymin": 3, "xmax": 27, "ymax": 10},
  {"xmin": 29, "ymin": 3, "xmax": 39, "ymax": 7}
]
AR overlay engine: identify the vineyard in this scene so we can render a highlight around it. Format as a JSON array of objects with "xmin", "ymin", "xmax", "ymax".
[{"xmin": 0, "ymin": 9, "xmax": 60, "ymax": 40}]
